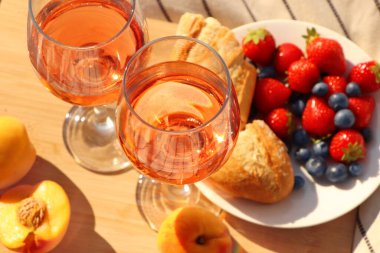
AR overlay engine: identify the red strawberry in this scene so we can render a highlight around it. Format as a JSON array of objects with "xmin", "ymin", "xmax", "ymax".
[
  {"xmin": 329, "ymin": 129, "xmax": 366, "ymax": 163},
  {"xmin": 243, "ymin": 28, "xmax": 276, "ymax": 66},
  {"xmin": 302, "ymin": 96, "xmax": 336, "ymax": 136},
  {"xmin": 265, "ymin": 108, "xmax": 296, "ymax": 139},
  {"xmin": 349, "ymin": 61, "xmax": 380, "ymax": 93},
  {"xmin": 288, "ymin": 59, "xmax": 320, "ymax": 94},
  {"xmin": 304, "ymin": 28, "xmax": 346, "ymax": 75},
  {"xmin": 274, "ymin": 43, "xmax": 304, "ymax": 74},
  {"xmin": 323, "ymin": 75, "xmax": 347, "ymax": 97},
  {"xmin": 253, "ymin": 78, "xmax": 291, "ymax": 114},
  {"xmin": 348, "ymin": 96, "xmax": 375, "ymax": 128}
]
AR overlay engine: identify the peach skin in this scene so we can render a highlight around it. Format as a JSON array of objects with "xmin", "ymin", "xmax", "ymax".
[
  {"xmin": 157, "ymin": 206, "xmax": 233, "ymax": 253},
  {"xmin": 0, "ymin": 116, "xmax": 36, "ymax": 190}
]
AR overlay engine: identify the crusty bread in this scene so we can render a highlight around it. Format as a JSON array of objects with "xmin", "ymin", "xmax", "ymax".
[
  {"xmin": 175, "ymin": 13, "xmax": 256, "ymax": 129},
  {"xmin": 208, "ymin": 120, "xmax": 294, "ymax": 204}
]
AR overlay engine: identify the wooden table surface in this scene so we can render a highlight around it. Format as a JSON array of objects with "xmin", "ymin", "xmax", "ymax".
[{"xmin": 0, "ymin": 0, "xmax": 357, "ymax": 252}]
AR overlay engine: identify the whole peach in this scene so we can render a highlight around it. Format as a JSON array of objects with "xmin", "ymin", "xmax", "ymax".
[
  {"xmin": 0, "ymin": 116, "xmax": 36, "ymax": 189},
  {"xmin": 157, "ymin": 206, "xmax": 232, "ymax": 253}
]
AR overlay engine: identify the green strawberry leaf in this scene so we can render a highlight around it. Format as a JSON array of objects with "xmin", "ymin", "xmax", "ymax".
[
  {"xmin": 243, "ymin": 28, "xmax": 268, "ymax": 45},
  {"xmin": 311, "ymin": 134, "xmax": 332, "ymax": 143},
  {"xmin": 341, "ymin": 142, "xmax": 364, "ymax": 163},
  {"xmin": 302, "ymin": 27, "xmax": 320, "ymax": 45},
  {"xmin": 369, "ymin": 61, "xmax": 380, "ymax": 84}
]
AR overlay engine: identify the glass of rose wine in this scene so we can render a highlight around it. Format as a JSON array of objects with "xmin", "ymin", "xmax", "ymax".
[
  {"xmin": 116, "ymin": 36, "xmax": 240, "ymax": 230},
  {"xmin": 27, "ymin": 0, "xmax": 147, "ymax": 172}
]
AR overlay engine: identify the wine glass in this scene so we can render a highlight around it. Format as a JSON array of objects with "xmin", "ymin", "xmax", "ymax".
[
  {"xmin": 27, "ymin": 0, "xmax": 148, "ymax": 173},
  {"xmin": 116, "ymin": 36, "xmax": 240, "ymax": 231}
]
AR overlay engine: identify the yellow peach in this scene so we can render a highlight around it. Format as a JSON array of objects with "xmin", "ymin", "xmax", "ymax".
[
  {"xmin": 0, "ymin": 180, "xmax": 71, "ymax": 253},
  {"xmin": 157, "ymin": 206, "xmax": 233, "ymax": 253},
  {"xmin": 0, "ymin": 116, "xmax": 36, "ymax": 189}
]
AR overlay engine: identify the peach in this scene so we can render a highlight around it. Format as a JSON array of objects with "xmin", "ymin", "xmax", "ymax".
[
  {"xmin": 0, "ymin": 180, "xmax": 71, "ymax": 253},
  {"xmin": 157, "ymin": 206, "xmax": 233, "ymax": 253},
  {"xmin": 0, "ymin": 116, "xmax": 36, "ymax": 189}
]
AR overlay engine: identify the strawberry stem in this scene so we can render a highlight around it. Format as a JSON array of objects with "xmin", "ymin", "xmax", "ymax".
[
  {"xmin": 311, "ymin": 134, "xmax": 332, "ymax": 143},
  {"xmin": 341, "ymin": 142, "xmax": 364, "ymax": 163},
  {"xmin": 286, "ymin": 112, "xmax": 296, "ymax": 135},
  {"xmin": 302, "ymin": 27, "xmax": 320, "ymax": 45}
]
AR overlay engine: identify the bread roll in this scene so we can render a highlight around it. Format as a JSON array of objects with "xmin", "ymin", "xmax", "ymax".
[
  {"xmin": 176, "ymin": 13, "xmax": 257, "ymax": 129},
  {"xmin": 208, "ymin": 120, "xmax": 294, "ymax": 204}
]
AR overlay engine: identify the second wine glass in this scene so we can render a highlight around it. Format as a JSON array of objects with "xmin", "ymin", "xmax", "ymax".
[
  {"xmin": 116, "ymin": 36, "xmax": 240, "ymax": 230},
  {"xmin": 27, "ymin": 0, "xmax": 148, "ymax": 172}
]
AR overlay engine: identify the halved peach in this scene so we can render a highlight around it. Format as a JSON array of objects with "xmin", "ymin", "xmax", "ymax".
[{"xmin": 0, "ymin": 180, "xmax": 70, "ymax": 253}]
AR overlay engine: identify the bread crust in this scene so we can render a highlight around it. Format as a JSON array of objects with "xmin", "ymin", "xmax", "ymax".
[
  {"xmin": 176, "ymin": 13, "xmax": 256, "ymax": 129},
  {"xmin": 208, "ymin": 120, "xmax": 294, "ymax": 204},
  {"xmin": 231, "ymin": 61, "xmax": 256, "ymax": 126},
  {"xmin": 172, "ymin": 13, "xmax": 205, "ymax": 61}
]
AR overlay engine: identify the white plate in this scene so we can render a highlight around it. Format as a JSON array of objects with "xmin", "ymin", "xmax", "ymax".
[{"xmin": 196, "ymin": 20, "xmax": 380, "ymax": 228}]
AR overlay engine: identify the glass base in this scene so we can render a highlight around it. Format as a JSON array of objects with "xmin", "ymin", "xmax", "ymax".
[
  {"xmin": 63, "ymin": 105, "xmax": 131, "ymax": 173},
  {"xmin": 136, "ymin": 174, "xmax": 221, "ymax": 231}
]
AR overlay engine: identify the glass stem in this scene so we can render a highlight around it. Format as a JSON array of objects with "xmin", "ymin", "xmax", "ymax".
[
  {"xmin": 62, "ymin": 105, "xmax": 130, "ymax": 172},
  {"xmin": 135, "ymin": 175, "xmax": 221, "ymax": 231},
  {"xmin": 160, "ymin": 184, "xmax": 201, "ymax": 207},
  {"xmin": 83, "ymin": 105, "xmax": 116, "ymax": 146}
]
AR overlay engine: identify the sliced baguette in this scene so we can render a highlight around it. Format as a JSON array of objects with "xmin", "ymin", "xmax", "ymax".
[{"xmin": 176, "ymin": 13, "xmax": 256, "ymax": 129}]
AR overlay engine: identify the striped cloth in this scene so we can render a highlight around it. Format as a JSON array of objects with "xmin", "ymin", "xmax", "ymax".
[
  {"xmin": 142, "ymin": 1, "xmax": 380, "ymax": 252},
  {"xmin": 142, "ymin": 0, "xmax": 380, "ymax": 60}
]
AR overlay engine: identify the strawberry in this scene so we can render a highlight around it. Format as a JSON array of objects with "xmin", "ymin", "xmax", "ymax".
[
  {"xmin": 329, "ymin": 129, "xmax": 366, "ymax": 163},
  {"xmin": 304, "ymin": 28, "xmax": 346, "ymax": 75},
  {"xmin": 302, "ymin": 96, "xmax": 336, "ymax": 136},
  {"xmin": 323, "ymin": 75, "xmax": 347, "ymax": 97},
  {"xmin": 243, "ymin": 28, "xmax": 276, "ymax": 66},
  {"xmin": 348, "ymin": 96, "xmax": 375, "ymax": 128},
  {"xmin": 274, "ymin": 43, "xmax": 304, "ymax": 74},
  {"xmin": 349, "ymin": 61, "xmax": 380, "ymax": 93},
  {"xmin": 253, "ymin": 78, "xmax": 291, "ymax": 114},
  {"xmin": 288, "ymin": 59, "xmax": 320, "ymax": 94},
  {"xmin": 265, "ymin": 108, "xmax": 296, "ymax": 139}
]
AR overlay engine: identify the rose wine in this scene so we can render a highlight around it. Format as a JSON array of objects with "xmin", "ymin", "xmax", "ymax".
[
  {"xmin": 28, "ymin": 0, "xmax": 145, "ymax": 105},
  {"xmin": 118, "ymin": 61, "xmax": 240, "ymax": 184}
]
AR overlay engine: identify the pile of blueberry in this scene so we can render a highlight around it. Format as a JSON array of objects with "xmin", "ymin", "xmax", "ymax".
[{"xmin": 290, "ymin": 81, "xmax": 371, "ymax": 188}]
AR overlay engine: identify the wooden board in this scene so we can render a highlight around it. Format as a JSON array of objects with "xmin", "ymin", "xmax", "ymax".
[{"xmin": 0, "ymin": 1, "xmax": 356, "ymax": 252}]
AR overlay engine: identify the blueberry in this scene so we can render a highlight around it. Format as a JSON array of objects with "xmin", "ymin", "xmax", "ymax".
[
  {"xmin": 293, "ymin": 128, "xmax": 310, "ymax": 147},
  {"xmin": 283, "ymin": 140, "xmax": 293, "ymax": 154},
  {"xmin": 361, "ymin": 127, "xmax": 372, "ymax": 143},
  {"xmin": 289, "ymin": 92, "xmax": 309, "ymax": 103},
  {"xmin": 258, "ymin": 66, "xmax": 276, "ymax": 79},
  {"xmin": 290, "ymin": 99, "xmax": 306, "ymax": 117},
  {"xmin": 312, "ymin": 82, "xmax": 329, "ymax": 96},
  {"xmin": 312, "ymin": 141, "xmax": 329, "ymax": 158},
  {"xmin": 334, "ymin": 109, "xmax": 356, "ymax": 128},
  {"xmin": 293, "ymin": 175, "xmax": 305, "ymax": 190},
  {"xmin": 325, "ymin": 163, "xmax": 349, "ymax": 183},
  {"xmin": 289, "ymin": 92, "xmax": 302, "ymax": 102},
  {"xmin": 348, "ymin": 162, "xmax": 363, "ymax": 177},
  {"xmin": 305, "ymin": 157, "xmax": 327, "ymax": 178},
  {"xmin": 328, "ymin": 93, "xmax": 349, "ymax": 111},
  {"xmin": 346, "ymin": 82, "xmax": 361, "ymax": 97},
  {"xmin": 294, "ymin": 147, "xmax": 311, "ymax": 163}
]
